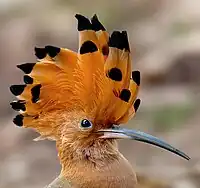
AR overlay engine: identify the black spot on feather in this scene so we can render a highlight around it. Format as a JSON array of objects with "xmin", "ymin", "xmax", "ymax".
[
  {"xmin": 119, "ymin": 89, "xmax": 131, "ymax": 102},
  {"xmin": 10, "ymin": 85, "xmax": 26, "ymax": 96},
  {"xmin": 80, "ymin": 41, "xmax": 98, "ymax": 54},
  {"xmin": 75, "ymin": 14, "xmax": 92, "ymax": 31},
  {"xmin": 13, "ymin": 114, "xmax": 24, "ymax": 127},
  {"xmin": 10, "ymin": 100, "xmax": 26, "ymax": 111},
  {"xmin": 107, "ymin": 68, "xmax": 122, "ymax": 81},
  {"xmin": 91, "ymin": 14, "xmax": 105, "ymax": 31},
  {"xmin": 45, "ymin": 45, "xmax": 60, "ymax": 58},
  {"xmin": 17, "ymin": 63, "xmax": 35, "ymax": 74},
  {"xmin": 134, "ymin": 99, "xmax": 141, "ymax": 112},
  {"xmin": 31, "ymin": 84, "xmax": 41, "ymax": 103},
  {"xmin": 24, "ymin": 75, "xmax": 33, "ymax": 84},
  {"xmin": 132, "ymin": 71, "xmax": 140, "ymax": 86},
  {"xmin": 35, "ymin": 47, "xmax": 46, "ymax": 59},
  {"xmin": 108, "ymin": 31, "xmax": 130, "ymax": 51}
]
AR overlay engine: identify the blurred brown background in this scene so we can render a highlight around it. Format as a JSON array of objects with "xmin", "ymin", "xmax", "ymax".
[{"xmin": 0, "ymin": 0, "xmax": 200, "ymax": 187}]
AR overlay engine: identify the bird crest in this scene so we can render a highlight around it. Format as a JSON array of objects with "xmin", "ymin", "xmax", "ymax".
[{"xmin": 10, "ymin": 14, "xmax": 140, "ymax": 140}]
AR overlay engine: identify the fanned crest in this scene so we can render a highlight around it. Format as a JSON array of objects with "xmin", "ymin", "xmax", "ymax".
[{"xmin": 10, "ymin": 14, "xmax": 141, "ymax": 140}]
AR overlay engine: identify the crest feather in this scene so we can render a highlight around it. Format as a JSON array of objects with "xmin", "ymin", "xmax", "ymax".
[{"xmin": 91, "ymin": 14, "xmax": 109, "ymax": 59}]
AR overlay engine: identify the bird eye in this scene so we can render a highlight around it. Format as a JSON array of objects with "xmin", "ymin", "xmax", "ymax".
[{"xmin": 80, "ymin": 119, "xmax": 93, "ymax": 129}]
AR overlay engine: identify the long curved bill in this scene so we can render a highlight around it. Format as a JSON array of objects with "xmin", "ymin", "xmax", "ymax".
[{"xmin": 97, "ymin": 126, "xmax": 190, "ymax": 160}]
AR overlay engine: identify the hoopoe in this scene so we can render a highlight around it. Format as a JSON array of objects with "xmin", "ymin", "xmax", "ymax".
[{"xmin": 10, "ymin": 14, "xmax": 190, "ymax": 188}]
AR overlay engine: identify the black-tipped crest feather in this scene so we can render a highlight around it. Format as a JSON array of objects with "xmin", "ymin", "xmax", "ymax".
[
  {"xmin": 35, "ymin": 47, "xmax": 46, "ymax": 59},
  {"xmin": 13, "ymin": 114, "xmax": 24, "ymax": 127},
  {"xmin": 75, "ymin": 14, "xmax": 92, "ymax": 31},
  {"xmin": 24, "ymin": 75, "xmax": 33, "ymax": 84},
  {"xmin": 91, "ymin": 14, "xmax": 105, "ymax": 31},
  {"xmin": 134, "ymin": 99, "xmax": 141, "ymax": 112},
  {"xmin": 10, "ymin": 85, "xmax": 26, "ymax": 96},
  {"xmin": 108, "ymin": 31, "xmax": 130, "ymax": 51},
  {"xmin": 132, "ymin": 71, "xmax": 140, "ymax": 86},
  {"xmin": 45, "ymin": 45, "xmax": 60, "ymax": 58},
  {"xmin": 10, "ymin": 100, "xmax": 26, "ymax": 111},
  {"xmin": 17, "ymin": 63, "xmax": 35, "ymax": 74}
]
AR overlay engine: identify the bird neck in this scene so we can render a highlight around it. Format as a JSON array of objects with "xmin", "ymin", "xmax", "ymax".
[
  {"xmin": 56, "ymin": 139, "xmax": 137, "ymax": 187},
  {"xmin": 57, "ymin": 139, "xmax": 119, "ymax": 171}
]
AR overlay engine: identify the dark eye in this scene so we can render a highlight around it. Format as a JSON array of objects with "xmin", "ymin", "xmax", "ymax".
[{"xmin": 80, "ymin": 119, "xmax": 93, "ymax": 129}]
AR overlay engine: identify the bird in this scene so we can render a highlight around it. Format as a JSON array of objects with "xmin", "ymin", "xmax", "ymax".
[{"xmin": 10, "ymin": 14, "xmax": 190, "ymax": 188}]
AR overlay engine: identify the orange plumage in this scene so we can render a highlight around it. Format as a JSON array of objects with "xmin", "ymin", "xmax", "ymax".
[
  {"xmin": 10, "ymin": 14, "xmax": 140, "ymax": 138},
  {"xmin": 10, "ymin": 14, "xmax": 189, "ymax": 188}
]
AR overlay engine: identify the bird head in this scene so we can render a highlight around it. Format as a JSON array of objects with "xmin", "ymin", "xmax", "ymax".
[{"xmin": 10, "ymin": 14, "xmax": 190, "ymax": 163}]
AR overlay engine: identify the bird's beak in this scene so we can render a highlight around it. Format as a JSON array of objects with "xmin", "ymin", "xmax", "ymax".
[{"xmin": 97, "ymin": 126, "xmax": 190, "ymax": 160}]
